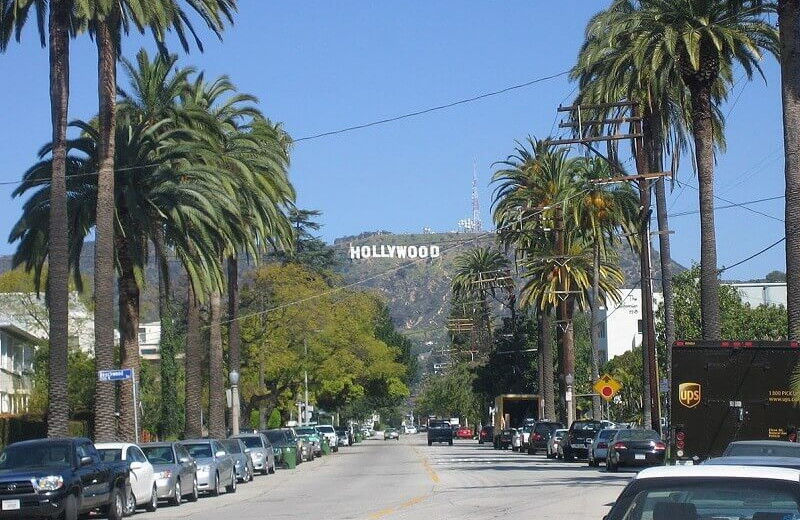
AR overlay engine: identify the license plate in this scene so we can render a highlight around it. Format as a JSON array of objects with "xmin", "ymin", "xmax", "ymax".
[
  {"xmin": 675, "ymin": 460, "xmax": 694, "ymax": 466},
  {"xmin": 635, "ymin": 454, "xmax": 646, "ymax": 460},
  {"xmin": 2, "ymin": 500, "xmax": 20, "ymax": 510}
]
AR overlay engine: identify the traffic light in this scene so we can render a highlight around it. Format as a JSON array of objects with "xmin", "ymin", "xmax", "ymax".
[{"xmin": 674, "ymin": 425, "xmax": 686, "ymax": 458}]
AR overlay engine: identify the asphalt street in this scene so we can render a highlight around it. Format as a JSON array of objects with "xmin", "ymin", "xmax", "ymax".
[{"xmin": 140, "ymin": 435, "xmax": 633, "ymax": 519}]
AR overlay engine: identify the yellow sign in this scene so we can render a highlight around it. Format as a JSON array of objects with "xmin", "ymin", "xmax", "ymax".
[
  {"xmin": 678, "ymin": 382, "xmax": 702, "ymax": 409},
  {"xmin": 594, "ymin": 373, "xmax": 621, "ymax": 401}
]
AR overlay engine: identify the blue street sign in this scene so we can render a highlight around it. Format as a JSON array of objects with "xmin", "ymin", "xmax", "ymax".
[{"xmin": 98, "ymin": 369, "xmax": 133, "ymax": 382}]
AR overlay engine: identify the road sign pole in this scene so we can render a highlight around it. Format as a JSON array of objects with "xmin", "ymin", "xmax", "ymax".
[{"xmin": 132, "ymin": 368, "xmax": 139, "ymax": 444}]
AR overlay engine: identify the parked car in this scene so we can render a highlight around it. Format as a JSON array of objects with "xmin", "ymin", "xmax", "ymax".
[
  {"xmin": 562, "ymin": 420, "xmax": 604, "ymax": 461},
  {"xmin": 178, "ymin": 439, "xmax": 236, "ymax": 496},
  {"xmin": 405, "ymin": 426, "xmax": 418, "ymax": 434},
  {"xmin": 140, "ymin": 441, "xmax": 199, "ymax": 507},
  {"xmin": 703, "ymin": 455, "xmax": 800, "ymax": 470},
  {"xmin": 497, "ymin": 428, "xmax": 514, "ymax": 450},
  {"xmin": 230, "ymin": 433, "xmax": 276, "ymax": 475},
  {"xmin": 456, "ymin": 427, "xmax": 473, "ymax": 439},
  {"xmin": 547, "ymin": 428, "xmax": 568, "ymax": 459},
  {"xmin": 0, "ymin": 437, "xmax": 129, "ymax": 520},
  {"xmin": 604, "ymin": 465, "xmax": 800, "ymax": 520},
  {"xmin": 512, "ymin": 428, "xmax": 525, "ymax": 451},
  {"xmin": 334, "ymin": 426, "xmax": 352, "ymax": 446},
  {"xmin": 262, "ymin": 429, "xmax": 298, "ymax": 466},
  {"xmin": 479, "ymin": 426, "xmax": 494, "ymax": 444},
  {"xmin": 384, "ymin": 428, "xmax": 400, "ymax": 440},
  {"xmin": 587, "ymin": 428, "xmax": 618, "ymax": 467},
  {"xmin": 606, "ymin": 429, "xmax": 666, "ymax": 472},
  {"xmin": 723, "ymin": 440, "xmax": 800, "ymax": 458},
  {"xmin": 220, "ymin": 439, "xmax": 254, "ymax": 483},
  {"xmin": 96, "ymin": 442, "xmax": 158, "ymax": 515},
  {"xmin": 528, "ymin": 421, "xmax": 565, "ymax": 455},
  {"xmin": 295, "ymin": 426, "xmax": 323, "ymax": 457},
  {"xmin": 315, "ymin": 425, "xmax": 339, "ymax": 452}
]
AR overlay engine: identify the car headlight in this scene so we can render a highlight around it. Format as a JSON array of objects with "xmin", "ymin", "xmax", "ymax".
[
  {"xmin": 253, "ymin": 452, "xmax": 264, "ymax": 459},
  {"xmin": 34, "ymin": 476, "xmax": 64, "ymax": 491},
  {"xmin": 156, "ymin": 470, "xmax": 172, "ymax": 479},
  {"xmin": 284, "ymin": 447, "xmax": 293, "ymax": 452},
  {"xmin": 197, "ymin": 465, "xmax": 211, "ymax": 473}
]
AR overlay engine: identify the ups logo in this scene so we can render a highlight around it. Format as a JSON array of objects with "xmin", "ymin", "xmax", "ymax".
[{"xmin": 679, "ymin": 383, "xmax": 702, "ymax": 409}]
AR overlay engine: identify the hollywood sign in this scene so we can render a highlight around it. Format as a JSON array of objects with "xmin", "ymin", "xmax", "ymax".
[{"xmin": 349, "ymin": 244, "xmax": 441, "ymax": 260}]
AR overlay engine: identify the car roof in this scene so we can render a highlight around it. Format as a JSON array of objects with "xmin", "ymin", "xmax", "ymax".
[
  {"xmin": 728, "ymin": 440, "xmax": 800, "ymax": 448},
  {"xmin": 7, "ymin": 438, "xmax": 81, "ymax": 449},
  {"xmin": 704, "ymin": 456, "xmax": 800, "ymax": 469},
  {"xmin": 95, "ymin": 442, "xmax": 137, "ymax": 450},
  {"xmin": 141, "ymin": 442, "xmax": 175, "ymax": 447},
  {"xmin": 180, "ymin": 439, "xmax": 214, "ymax": 444},
  {"xmin": 636, "ymin": 464, "xmax": 800, "ymax": 482}
]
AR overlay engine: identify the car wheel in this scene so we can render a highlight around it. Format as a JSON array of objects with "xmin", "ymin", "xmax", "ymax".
[
  {"xmin": 62, "ymin": 493, "xmax": 78, "ymax": 520},
  {"xmin": 225, "ymin": 470, "xmax": 237, "ymax": 493},
  {"xmin": 528, "ymin": 448, "xmax": 537, "ymax": 456},
  {"xmin": 606, "ymin": 458, "xmax": 617, "ymax": 472},
  {"xmin": 187, "ymin": 477, "xmax": 199, "ymax": 502},
  {"xmin": 564, "ymin": 448, "xmax": 574, "ymax": 462},
  {"xmin": 124, "ymin": 489, "xmax": 136, "ymax": 517},
  {"xmin": 448, "ymin": 439, "xmax": 453, "ymax": 446},
  {"xmin": 269, "ymin": 461, "xmax": 276, "ymax": 474},
  {"xmin": 146, "ymin": 484, "xmax": 158, "ymax": 512},
  {"xmin": 211, "ymin": 472, "xmax": 221, "ymax": 497},
  {"xmin": 169, "ymin": 479, "xmax": 182, "ymax": 507},
  {"xmin": 428, "ymin": 440, "xmax": 432, "ymax": 446},
  {"xmin": 105, "ymin": 488, "xmax": 125, "ymax": 520}
]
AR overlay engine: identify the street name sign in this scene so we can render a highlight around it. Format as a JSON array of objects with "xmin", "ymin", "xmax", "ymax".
[{"xmin": 98, "ymin": 369, "xmax": 133, "ymax": 382}]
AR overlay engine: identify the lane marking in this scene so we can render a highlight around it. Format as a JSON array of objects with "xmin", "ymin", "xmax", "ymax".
[
  {"xmin": 369, "ymin": 507, "xmax": 397, "ymax": 519},
  {"xmin": 412, "ymin": 447, "xmax": 440, "ymax": 484},
  {"xmin": 368, "ymin": 495, "xmax": 428, "ymax": 519}
]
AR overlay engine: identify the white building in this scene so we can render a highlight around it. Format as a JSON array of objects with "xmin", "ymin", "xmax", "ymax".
[
  {"xmin": 0, "ymin": 324, "xmax": 38, "ymax": 414},
  {"xmin": 0, "ymin": 292, "xmax": 95, "ymax": 355},
  {"xmin": 599, "ymin": 282, "xmax": 787, "ymax": 362},
  {"xmin": 138, "ymin": 321, "xmax": 162, "ymax": 361}
]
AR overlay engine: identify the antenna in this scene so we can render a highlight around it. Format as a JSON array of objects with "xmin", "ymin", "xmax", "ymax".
[{"xmin": 472, "ymin": 161, "xmax": 482, "ymax": 233}]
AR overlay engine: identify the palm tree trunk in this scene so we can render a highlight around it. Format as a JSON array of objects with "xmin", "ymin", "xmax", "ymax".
[
  {"xmin": 184, "ymin": 283, "xmax": 203, "ymax": 438},
  {"xmin": 46, "ymin": 0, "xmax": 71, "ymax": 439},
  {"xmin": 92, "ymin": 14, "xmax": 118, "ymax": 443},
  {"xmin": 562, "ymin": 300, "xmax": 576, "ymax": 423},
  {"xmin": 655, "ymin": 174, "xmax": 675, "ymax": 416},
  {"xmin": 208, "ymin": 289, "xmax": 226, "ymax": 438},
  {"xmin": 689, "ymin": 83, "xmax": 722, "ymax": 339},
  {"xmin": 638, "ymin": 180, "xmax": 653, "ymax": 430},
  {"xmin": 590, "ymin": 241, "xmax": 602, "ymax": 420},
  {"xmin": 781, "ymin": 0, "xmax": 800, "ymax": 340},
  {"xmin": 227, "ymin": 255, "xmax": 240, "ymax": 372},
  {"xmin": 116, "ymin": 232, "xmax": 140, "ymax": 443},
  {"xmin": 539, "ymin": 309, "xmax": 556, "ymax": 421}
]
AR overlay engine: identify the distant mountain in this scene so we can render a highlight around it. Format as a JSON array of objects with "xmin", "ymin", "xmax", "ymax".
[{"xmin": 0, "ymin": 232, "xmax": 685, "ymax": 349}]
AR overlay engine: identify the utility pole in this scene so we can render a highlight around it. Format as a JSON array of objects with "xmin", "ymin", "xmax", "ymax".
[
  {"xmin": 304, "ymin": 337, "xmax": 309, "ymax": 426},
  {"xmin": 548, "ymin": 101, "xmax": 667, "ymax": 432}
]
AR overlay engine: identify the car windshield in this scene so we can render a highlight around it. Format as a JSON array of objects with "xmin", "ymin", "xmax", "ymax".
[
  {"xmin": 573, "ymin": 422, "xmax": 603, "ymax": 431},
  {"xmin": 264, "ymin": 431, "xmax": 285, "ymax": 444},
  {"xmin": 184, "ymin": 443, "xmax": 212, "ymax": 459},
  {"xmin": 618, "ymin": 481, "xmax": 800, "ymax": 520},
  {"xmin": 616, "ymin": 430, "xmax": 659, "ymax": 441},
  {"xmin": 598, "ymin": 430, "xmax": 619, "ymax": 440},
  {"xmin": 0, "ymin": 443, "xmax": 72, "ymax": 469},
  {"xmin": 554, "ymin": 430, "xmax": 568, "ymax": 438},
  {"xmin": 237, "ymin": 437, "xmax": 264, "ymax": 449},
  {"xmin": 430, "ymin": 421, "xmax": 450, "ymax": 428},
  {"xmin": 97, "ymin": 449, "xmax": 122, "ymax": 462},
  {"xmin": 141, "ymin": 446, "xmax": 175, "ymax": 464},
  {"xmin": 725, "ymin": 443, "xmax": 800, "ymax": 458},
  {"xmin": 317, "ymin": 426, "xmax": 335, "ymax": 433},
  {"xmin": 295, "ymin": 428, "xmax": 317, "ymax": 436},
  {"xmin": 221, "ymin": 440, "xmax": 243, "ymax": 453}
]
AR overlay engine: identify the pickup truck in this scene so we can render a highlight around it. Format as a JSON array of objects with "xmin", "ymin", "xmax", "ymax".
[
  {"xmin": 0, "ymin": 437, "xmax": 129, "ymax": 520},
  {"xmin": 427, "ymin": 421, "xmax": 453, "ymax": 446}
]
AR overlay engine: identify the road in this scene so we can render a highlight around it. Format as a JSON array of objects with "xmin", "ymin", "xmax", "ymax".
[{"xmin": 141, "ymin": 435, "xmax": 632, "ymax": 519}]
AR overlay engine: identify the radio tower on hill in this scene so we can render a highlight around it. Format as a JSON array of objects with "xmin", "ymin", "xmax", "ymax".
[{"xmin": 471, "ymin": 162, "xmax": 482, "ymax": 233}]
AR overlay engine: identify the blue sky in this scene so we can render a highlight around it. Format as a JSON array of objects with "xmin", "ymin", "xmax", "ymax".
[{"xmin": 0, "ymin": 1, "xmax": 786, "ymax": 281}]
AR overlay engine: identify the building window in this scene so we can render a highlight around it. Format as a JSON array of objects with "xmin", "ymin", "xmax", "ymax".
[
  {"xmin": 637, "ymin": 319, "xmax": 643, "ymax": 334},
  {"xmin": 138, "ymin": 327, "xmax": 147, "ymax": 344}
]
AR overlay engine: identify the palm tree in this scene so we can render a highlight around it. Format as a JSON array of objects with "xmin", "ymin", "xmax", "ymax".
[
  {"xmin": 574, "ymin": 158, "xmax": 639, "ymax": 419},
  {"xmin": 451, "ymin": 247, "xmax": 512, "ymax": 360},
  {"xmin": 1, "ymin": 0, "xmax": 75, "ymax": 438},
  {"xmin": 588, "ymin": 0, "xmax": 778, "ymax": 340},
  {"xmin": 780, "ymin": 0, "xmax": 800, "ymax": 340}
]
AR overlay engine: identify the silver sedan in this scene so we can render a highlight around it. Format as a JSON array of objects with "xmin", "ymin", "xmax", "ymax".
[
  {"xmin": 179, "ymin": 439, "xmax": 237, "ymax": 496},
  {"xmin": 141, "ymin": 442, "xmax": 199, "ymax": 506}
]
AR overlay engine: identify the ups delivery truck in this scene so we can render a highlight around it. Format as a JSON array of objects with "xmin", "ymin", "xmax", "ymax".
[
  {"xmin": 493, "ymin": 394, "xmax": 539, "ymax": 448},
  {"xmin": 671, "ymin": 340, "xmax": 800, "ymax": 464}
]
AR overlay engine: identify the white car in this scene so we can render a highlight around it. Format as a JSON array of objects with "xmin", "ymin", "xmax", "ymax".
[
  {"xmin": 605, "ymin": 465, "xmax": 800, "ymax": 520},
  {"xmin": 96, "ymin": 442, "xmax": 158, "ymax": 515},
  {"xmin": 315, "ymin": 425, "xmax": 339, "ymax": 453},
  {"xmin": 405, "ymin": 426, "xmax": 418, "ymax": 434}
]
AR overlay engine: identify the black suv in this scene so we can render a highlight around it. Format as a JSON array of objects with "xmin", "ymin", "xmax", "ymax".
[
  {"xmin": 562, "ymin": 420, "xmax": 604, "ymax": 461},
  {"xmin": 527, "ymin": 421, "xmax": 565, "ymax": 455}
]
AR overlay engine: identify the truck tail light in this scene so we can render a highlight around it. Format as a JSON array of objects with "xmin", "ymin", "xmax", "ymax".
[
  {"xmin": 675, "ymin": 428, "xmax": 686, "ymax": 450},
  {"xmin": 533, "ymin": 433, "xmax": 541, "ymax": 441},
  {"xmin": 654, "ymin": 442, "xmax": 666, "ymax": 450},
  {"xmin": 613, "ymin": 442, "xmax": 627, "ymax": 450},
  {"xmin": 598, "ymin": 442, "xmax": 607, "ymax": 449}
]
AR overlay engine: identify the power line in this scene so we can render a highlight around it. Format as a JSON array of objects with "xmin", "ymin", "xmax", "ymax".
[
  {"xmin": 720, "ymin": 237, "xmax": 785, "ymax": 273},
  {"xmin": 672, "ymin": 179, "xmax": 784, "ymax": 223},
  {"xmin": 293, "ymin": 70, "xmax": 571, "ymax": 143},
  {"xmin": 668, "ymin": 195, "xmax": 784, "ymax": 218}
]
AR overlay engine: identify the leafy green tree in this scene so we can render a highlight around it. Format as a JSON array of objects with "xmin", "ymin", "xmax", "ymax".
[{"xmin": 415, "ymin": 363, "xmax": 481, "ymax": 427}]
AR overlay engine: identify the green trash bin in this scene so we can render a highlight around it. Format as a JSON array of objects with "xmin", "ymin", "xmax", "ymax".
[
  {"xmin": 284, "ymin": 447, "xmax": 297, "ymax": 469},
  {"xmin": 322, "ymin": 440, "xmax": 331, "ymax": 455}
]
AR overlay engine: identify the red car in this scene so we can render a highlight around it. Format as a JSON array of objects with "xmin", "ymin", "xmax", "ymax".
[
  {"xmin": 479, "ymin": 426, "xmax": 494, "ymax": 444},
  {"xmin": 456, "ymin": 427, "xmax": 474, "ymax": 439}
]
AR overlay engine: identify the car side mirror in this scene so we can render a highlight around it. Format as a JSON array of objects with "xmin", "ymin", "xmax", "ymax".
[
  {"xmin": 130, "ymin": 462, "xmax": 143, "ymax": 471},
  {"xmin": 179, "ymin": 457, "xmax": 190, "ymax": 464},
  {"xmin": 80, "ymin": 456, "xmax": 93, "ymax": 467},
  {"xmin": 215, "ymin": 450, "xmax": 226, "ymax": 458}
]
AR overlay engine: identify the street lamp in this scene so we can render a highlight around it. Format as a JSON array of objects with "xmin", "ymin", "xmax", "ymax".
[
  {"xmin": 229, "ymin": 370, "xmax": 240, "ymax": 436},
  {"xmin": 565, "ymin": 373, "xmax": 575, "ymax": 426}
]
